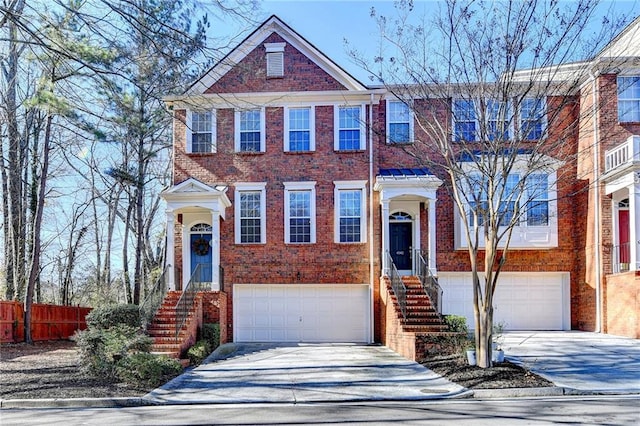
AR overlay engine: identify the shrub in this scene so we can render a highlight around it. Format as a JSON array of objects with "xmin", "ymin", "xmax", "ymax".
[
  {"xmin": 202, "ymin": 323, "xmax": 220, "ymax": 349},
  {"xmin": 116, "ymin": 353, "xmax": 182, "ymax": 388},
  {"xmin": 187, "ymin": 340, "xmax": 212, "ymax": 365},
  {"xmin": 74, "ymin": 325, "xmax": 152, "ymax": 378},
  {"xmin": 86, "ymin": 304, "xmax": 142, "ymax": 329},
  {"xmin": 443, "ymin": 315, "xmax": 469, "ymax": 334}
]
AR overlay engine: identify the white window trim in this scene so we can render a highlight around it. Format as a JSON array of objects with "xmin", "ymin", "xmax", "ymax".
[
  {"xmin": 386, "ymin": 99, "xmax": 414, "ymax": 144},
  {"xmin": 334, "ymin": 180, "xmax": 367, "ymax": 243},
  {"xmin": 455, "ymin": 158, "xmax": 559, "ymax": 249},
  {"xmin": 334, "ymin": 104, "xmax": 366, "ymax": 151},
  {"xmin": 284, "ymin": 106, "xmax": 315, "ymax": 152},
  {"xmin": 451, "ymin": 99, "xmax": 514, "ymax": 142},
  {"xmin": 186, "ymin": 109, "xmax": 217, "ymax": 153},
  {"xmin": 519, "ymin": 97, "xmax": 547, "ymax": 140},
  {"xmin": 234, "ymin": 183, "xmax": 267, "ymax": 244},
  {"xmin": 234, "ymin": 108, "xmax": 266, "ymax": 153},
  {"xmin": 284, "ymin": 181, "xmax": 316, "ymax": 244},
  {"xmin": 617, "ymin": 75, "xmax": 640, "ymax": 123}
]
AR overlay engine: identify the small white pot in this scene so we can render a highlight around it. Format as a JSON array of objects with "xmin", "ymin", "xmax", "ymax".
[
  {"xmin": 492, "ymin": 349, "xmax": 505, "ymax": 363},
  {"xmin": 466, "ymin": 350, "xmax": 477, "ymax": 366}
]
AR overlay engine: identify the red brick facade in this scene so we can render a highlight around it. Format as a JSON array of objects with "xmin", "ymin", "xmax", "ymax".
[{"xmin": 164, "ymin": 16, "xmax": 640, "ymax": 342}]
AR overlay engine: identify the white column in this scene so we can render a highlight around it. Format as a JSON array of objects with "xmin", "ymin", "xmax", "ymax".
[
  {"xmin": 428, "ymin": 198, "xmax": 438, "ymax": 276},
  {"xmin": 630, "ymin": 181, "xmax": 640, "ymax": 271},
  {"xmin": 381, "ymin": 199, "xmax": 390, "ymax": 275},
  {"xmin": 211, "ymin": 210, "xmax": 221, "ymax": 291},
  {"xmin": 165, "ymin": 211, "xmax": 175, "ymax": 290}
]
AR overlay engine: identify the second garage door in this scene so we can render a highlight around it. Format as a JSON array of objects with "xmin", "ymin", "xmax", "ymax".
[
  {"xmin": 233, "ymin": 284, "xmax": 371, "ymax": 343},
  {"xmin": 439, "ymin": 272, "xmax": 570, "ymax": 330}
]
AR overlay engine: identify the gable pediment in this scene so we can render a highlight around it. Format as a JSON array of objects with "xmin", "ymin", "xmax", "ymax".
[{"xmin": 185, "ymin": 15, "xmax": 366, "ymax": 95}]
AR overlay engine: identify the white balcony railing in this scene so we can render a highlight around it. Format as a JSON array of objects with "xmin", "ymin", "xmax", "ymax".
[{"xmin": 605, "ymin": 135, "xmax": 640, "ymax": 174}]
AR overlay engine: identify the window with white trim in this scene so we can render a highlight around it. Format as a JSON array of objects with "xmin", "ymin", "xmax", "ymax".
[
  {"xmin": 187, "ymin": 110, "xmax": 216, "ymax": 153},
  {"xmin": 453, "ymin": 99, "xmax": 477, "ymax": 142},
  {"xmin": 335, "ymin": 105, "xmax": 364, "ymax": 150},
  {"xmin": 235, "ymin": 109, "xmax": 265, "ymax": 152},
  {"xmin": 334, "ymin": 181, "xmax": 367, "ymax": 243},
  {"xmin": 526, "ymin": 174, "xmax": 549, "ymax": 226},
  {"xmin": 520, "ymin": 98, "xmax": 546, "ymax": 140},
  {"xmin": 285, "ymin": 106, "xmax": 315, "ymax": 152},
  {"xmin": 617, "ymin": 76, "xmax": 640, "ymax": 122},
  {"xmin": 386, "ymin": 100, "xmax": 413, "ymax": 143},
  {"xmin": 453, "ymin": 99, "xmax": 511, "ymax": 142},
  {"xmin": 284, "ymin": 182, "xmax": 316, "ymax": 243},
  {"xmin": 234, "ymin": 183, "xmax": 266, "ymax": 244}
]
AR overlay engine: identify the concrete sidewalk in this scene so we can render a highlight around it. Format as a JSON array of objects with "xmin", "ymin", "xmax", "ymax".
[
  {"xmin": 146, "ymin": 343, "xmax": 470, "ymax": 404},
  {"xmin": 502, "ymin": 331, "xmax": 640, "ymax": 394}
]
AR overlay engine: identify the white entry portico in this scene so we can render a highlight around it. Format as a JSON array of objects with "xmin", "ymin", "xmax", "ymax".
[
  {"xmin": 374, "ymin": 168, "xmax": 442, "ymax": 276},
  {"xmin": 161, "ymin": 178, "xmax": 231, "ymax": 291}
]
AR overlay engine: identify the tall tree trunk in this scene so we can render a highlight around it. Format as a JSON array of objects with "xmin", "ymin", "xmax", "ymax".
[{"xmin": 25, "ymin": 113, "xmax": 52, "ymax": 344}]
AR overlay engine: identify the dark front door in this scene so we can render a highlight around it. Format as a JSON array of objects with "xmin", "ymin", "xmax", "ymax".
[
  {"xmin": 619, "ymin": 209, "xmax": 630, "ymax": 265},
  {"xmin": 390, "ymin": 222, "xmax": 412, "ymax": 270}
]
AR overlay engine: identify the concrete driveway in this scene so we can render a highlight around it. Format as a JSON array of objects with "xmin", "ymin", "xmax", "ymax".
[
  {"xmin": 147, "ymin": 343, "xmax": 468, "ymax": 404},
  {"xmin": 503, "ymin": 331, "xmax": 640, "ymax": 394}
]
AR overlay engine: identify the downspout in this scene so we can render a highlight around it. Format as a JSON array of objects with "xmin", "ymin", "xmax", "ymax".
[
  {"xmin": 589, "ymin": 69, "xmax": 602, "ymax": 333},
  {"xmin": 369, "ymin": 92, "xmax": 375, "ymax": 343}
]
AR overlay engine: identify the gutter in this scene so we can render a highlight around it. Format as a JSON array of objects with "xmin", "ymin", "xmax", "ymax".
[
  {"xmin": 589, "ymin": 69, "xmax": 602, "ymax": 333},
  {"xmin": 369, "ymin": 92, "xmax": 375, "ymax": 343}
]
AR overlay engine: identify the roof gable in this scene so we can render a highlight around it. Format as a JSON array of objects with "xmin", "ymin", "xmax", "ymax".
[
  {"xmin": 186, "ymin": 15, "xmax": 366, "ymax": 95},
  {"xmin": 595, "ymin": 15, "xmax": 640, "ymax": 61}
]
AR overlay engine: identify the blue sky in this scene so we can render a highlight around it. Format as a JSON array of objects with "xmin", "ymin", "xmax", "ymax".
[{"xmin": 210, "ymin": 0, "xmax": 640, "ymax": 83}]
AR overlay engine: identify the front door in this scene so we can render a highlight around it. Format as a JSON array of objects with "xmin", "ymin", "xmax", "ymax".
[
  {"xmin": 190, "ymin": 233, "xmax": 212, "ymax": 282},
  {"xmin": 619, "ymin": 209, "xmax": 630, "ymax": 267},
  {"xmin": 390, "ymin": 222, "xmax": 412, "ymax": 270}
]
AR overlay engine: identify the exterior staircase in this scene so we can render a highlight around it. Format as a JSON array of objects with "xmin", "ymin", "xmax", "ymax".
[
  {"xmin": 388, "ymin": 276, "xmax": 448, "ymax": 333},
  {"xmin": 147, "ymin": 290, "xmax": 202, "ymax": 359}
]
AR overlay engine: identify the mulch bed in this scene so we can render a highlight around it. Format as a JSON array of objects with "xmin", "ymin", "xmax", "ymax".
[{"xmin": 422, "ymin": 354, "xmax": 553, "ymax": 389}]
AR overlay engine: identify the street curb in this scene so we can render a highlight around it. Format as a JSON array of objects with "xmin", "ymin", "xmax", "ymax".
[
  {"xmin": 471, "ymin": 387, "xmax": 565, "ymax": 398},
  {"xmin": 0, "ymin": 397, "xmax": 154, "ymax": 409}
]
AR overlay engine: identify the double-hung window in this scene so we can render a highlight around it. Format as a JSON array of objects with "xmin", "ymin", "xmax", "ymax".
[
  {"xmin": 499, "ymin": 174, "xmax": 519, "ymax": 226},
  {"xmin": 188, "ymin": 110, "xmax": 216, "ymax": 153},
  {"xmin": 467, "ymin": 175, "xmax": 488, "ymax": 227},
  {"xmin": 335, "ymin": 105, "xmax": 364, "ymax": 150},
  {"xmin": 617, "ymin": 76, "xmax": 640, "ymax": 122},
  {"xmin": 334, "ymin": 181, "xmax": 367, "ymax": 243},
  {"xmin": 387, "ymin": 100, "xmax": 412, "ymax": 143},
  {"xmin": 234, "ymin": 183, "xmax": 266, "ymax": 244},
  {"xmin": 235, "ymin": 109, "xmax": 265, "ymax": 152},
  {"xmin": 487, "ymin": 100, "xmax": 510, "ymax": 140},
  {"xmin": 285, "ymin": 107, "xmax": 314, "ymax": 152},
  {"xmin": 453, "ymin": 100, "xmax": 477, "ymax": 142},
  {"xmin": 526, "ymin": 174, "xmax": 549, "ymax": 226},
  {"xmin": 520, "ymin": 98, "xmax": 546, "ymax": 140},
  {"xmin": 284, "ymin": 182, "xmax": 316, "ymax": 243}
]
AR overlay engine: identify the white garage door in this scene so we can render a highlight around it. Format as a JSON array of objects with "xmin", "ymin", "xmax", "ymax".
[
  {"xmin": 439, "ymin": 272, "xmax": 570, "ymax": 330},
  {"xmin": 233, "ymin": 284, "xmax": 370, "ymax": 343}
]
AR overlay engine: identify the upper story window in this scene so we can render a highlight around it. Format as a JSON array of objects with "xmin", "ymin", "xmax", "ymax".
[
  {"xmin": 235, "ymin": 109, "xmax": 265, "ymax": 153},
  {"xmin": 520, "ymin": 98, "xmax": 546, "ymax": 140},
  {"xmin": 265, "ymin": 42, "xmax": 285, "ymax": 78},
  {"xmin": 453, "ymin": 100, "xmax": 477, "ymax": 142},
  {"xmin": 187, "ymin": 110, "xmax": 216, "ymax": 153},
  {"xmin": 285, "ymin": 106, "xmax": 315, "ymax": 152},
  {"xmin": 386, "ymin": 100, "xmax": 413, "ymax": 143},
  {"xmin": 284, "ymin": 182, "xmax": 316, "ymax": 244},
  {"xmin": 234, "ymin": 183, "xmax": 266, "ymax": 244},
  {"xmin": 467, "ymin": 173, "xmax": 547, "ymax": 228},
  {"xmin": 617, "ymin": 76, "xmax": 640, "ymax": 122},
  {"xmin": 334, "ymin": 181, "xmax": 367, "ymax": 243},
  {"xmin": 335, "ymin": 105, "xmax": 365, "ymax": 150},
  {"xmin": 453, "ymin": 99, "xmax": 511, "ymax": 142}
]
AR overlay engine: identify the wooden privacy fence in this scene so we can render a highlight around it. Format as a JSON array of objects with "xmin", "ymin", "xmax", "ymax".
[{"xmin": 0, "ymin": 301, "xmax": 92, "ymax": 343}]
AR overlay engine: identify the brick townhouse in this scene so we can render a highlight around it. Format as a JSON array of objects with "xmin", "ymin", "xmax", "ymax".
[{"xmin": 160, "ymin": 15, "xmax": 640, "ymax": 350}]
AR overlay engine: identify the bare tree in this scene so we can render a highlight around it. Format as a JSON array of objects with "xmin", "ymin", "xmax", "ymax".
[{"xmin": 358, "ymin": 0, "xmax": 627, "ymax": 367}]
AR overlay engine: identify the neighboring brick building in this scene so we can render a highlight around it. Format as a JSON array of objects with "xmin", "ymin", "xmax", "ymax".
[{"xmin": 162, "ymin": 15, "xmax": 640, "ymax": 342}]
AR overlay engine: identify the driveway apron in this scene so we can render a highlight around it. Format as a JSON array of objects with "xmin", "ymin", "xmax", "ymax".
[
  {"xmin": 146, "ymin": 344, "xmax": 468, "ymax": 404},
  {"xmin": 503, "ymin": 331, "xmax": 640, "ymax": 394}
]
